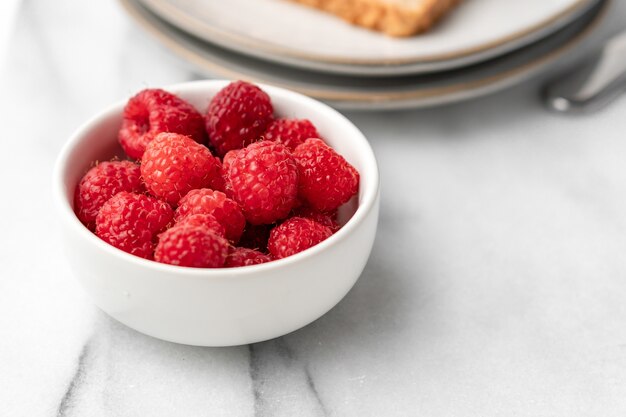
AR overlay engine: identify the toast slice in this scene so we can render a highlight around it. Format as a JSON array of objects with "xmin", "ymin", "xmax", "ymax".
[{"xmin": 291, "ymin": 0, "xmax": 461, "ymax": 37}]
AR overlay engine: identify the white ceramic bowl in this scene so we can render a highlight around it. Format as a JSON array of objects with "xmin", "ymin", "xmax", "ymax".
[{"xmin": 53, "ymin": 80, "xmax": 380, "ymax": 347}]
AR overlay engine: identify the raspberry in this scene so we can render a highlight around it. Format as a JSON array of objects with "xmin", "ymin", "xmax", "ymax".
[
  {"xmin": 228, "ymin": 141, "xmax": 298, "ymax": 224},
  {"xmin": 155, "ymin": 225, "xmax": 229, "ymax": 268},
  {"xmin": 238, "ymin": 224, "xmax": 272, "ymax": 252},
  {"xmin": 222, "ymin": 149, "xmax": 239, "ymax": 172},
  {"xmin": 225, "ymin": 247, "xmax": 272, "ymax": 268},
  {"xmin": 95, "ymin": 192, "xmax": 174, "ymax": 259},
  {"xmin": 141, "ymin": 133, "xmax": 222, "ymax": 205},
  {"xmin": 74, "ymin": 160, "xmax": 144, "ymax": 230},
  {"xmin": 205, "ymin": 81, "xmax": 274, "ymax": 156},
  {"xmin": 221, "ymin": 149, "xmax": 239, "ymax": 198},
  {"xmin": 263, "ymin": 118, "xmax": 321, "ymax": 150},
  {"xmin": 174, "ymin": 213, "xmax": 226, "ymax": 238},
  {"xmin": 118, "ymin": 88, "xmax": 206, "ymax": 159},
  {"xmin": 207, "ymin": 157, "xmax": 226, "ymax": 193},
  {"xmin": 291, "ymin": 206, "xmax": 340, "ymax": 233},
  {"xmin": 268, "ymin": 217, "xmax": 332, "ymax": 259},
  {"xmin": 293, "ymin": 138, "xmax": 359, "ymax": 212},
  {"xmin": 175, "ymin": 189, "xmax": 245, "ymax": 243}
]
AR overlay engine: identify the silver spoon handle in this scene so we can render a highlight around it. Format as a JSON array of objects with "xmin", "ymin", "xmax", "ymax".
[{"xmin": 544, "ymin": 30, "xmax": 626, "ymax": 113}]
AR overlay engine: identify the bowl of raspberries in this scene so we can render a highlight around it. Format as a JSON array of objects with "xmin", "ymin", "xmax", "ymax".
[{"xmin": 53, "ymin": 80, "xmax": 379, "ymax": 346}]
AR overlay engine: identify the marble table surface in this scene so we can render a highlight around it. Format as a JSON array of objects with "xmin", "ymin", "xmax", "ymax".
[{"xmin": 2, "ymin": 1, "xmax": 626, "ymax": 416}]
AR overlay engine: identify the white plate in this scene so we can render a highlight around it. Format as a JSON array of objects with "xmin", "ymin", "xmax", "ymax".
[
  {"xmin": 120, "ymin": 0, "xmax": 607, "ymax": 110},
  {"xmin": 137, "ymin": 0, "xmax": 597, "ymax": 76}
]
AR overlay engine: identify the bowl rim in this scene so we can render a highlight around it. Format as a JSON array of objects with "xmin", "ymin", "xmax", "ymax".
[{"xmin": 52, "ymin": 79, "xmax": 380, "ymax": 278}]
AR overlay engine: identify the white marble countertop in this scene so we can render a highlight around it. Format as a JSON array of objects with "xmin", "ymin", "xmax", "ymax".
[{"xmin": 2, "ymin": 1, "xmax": 626, "ymax": 416}]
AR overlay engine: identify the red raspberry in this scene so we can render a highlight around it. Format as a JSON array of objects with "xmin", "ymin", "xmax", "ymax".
[
  {"xmin": 207, "ymin": 157, "xmax": 226, "ymax": 192},
  {"xmin": 238, "ymin": 224, "xmax": 272, "ymax": 252},
  {"xmin": 175, "ymin": 189, "xmax": 245, "ymax": 243},
  {"xmin": 228, "ymin": 141, "xmax": 298, "ymax": 224},
  {"xmin": 268, "ymin": 217, "xmax": 332, "ymax": 259},
  {"xmin": 174, "ymin": 213, "xmax": 226, "ymax": 238},
  {"xmin": 225, "ymin": 247, "xmax": 272, "ymax": 268},
  {"xmin": 118, "ymin": 88, "xmax": 206, "ymax": 159},
  {"xmin": 155, "ymin": 225, "xmax": 229, "ymax": 268},
  {"xmin": 291, "ymin": 206, "xmax": 340, "ymax": 233},
  {"xmin": 263, "ymin": 118, "xmax": 321, "ymax": 150},
  {"xmin": 221, "ymin": 149, "xmax": 239, "ymax": 198},
  {"xmin": 74, "ymin": 160, "xmax": 144, "ymax": 230},
  {"xmin": 141, "ymin": 133, "xmax": 222, "ymax": 205},
  {"xmin": 222, "ymin": 149, "xmax": 239, "ymax": 172},
  {"xmin": 205, "ymin": 81, "xmax": 274, "ymax": 156},
  {"xmin": 293, "ymin": 138, "xmax": 359, "ymax": 212},
  {"xmin": 95, "ymin": 192, "xmax": 174, "ymax": 259}
]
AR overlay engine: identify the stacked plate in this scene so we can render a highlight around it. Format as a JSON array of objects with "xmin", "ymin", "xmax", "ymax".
[{"xmin": 120, "ymin": 0, "xmax": 607, "ymax": 110}]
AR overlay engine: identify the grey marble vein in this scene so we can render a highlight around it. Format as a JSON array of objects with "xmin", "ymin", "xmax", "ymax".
[
  {"xmin": 273, "ymin": 338, "xmax": 296, "ymax": 363},
  {"xmin": 304, "ymin": 367, "xmax": 328, "ymax": 417},
  {"xmin": 248, "ymin": 344, "xmax": 266, "ymax": 417},
  {"xmin": 56, "ymin": 339, "xmax": 92, "ymax": 417},
  {"xmin": 248, "ymin": 339, "xmax": 328, "ymax": 417}
]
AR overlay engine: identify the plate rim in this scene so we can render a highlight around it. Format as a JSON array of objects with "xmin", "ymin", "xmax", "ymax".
[
  {"xmin": 137, "ymin": 0, "xmax": 595, "ymax": 69},
  {"xmin": 119, "ymin": 0, "xmax": 608, "ymax": 109}
]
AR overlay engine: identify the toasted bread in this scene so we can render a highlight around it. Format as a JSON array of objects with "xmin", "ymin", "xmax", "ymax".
[{"xmin": 292, "ymin": 0, "xmax": 461, "ymax": 37}]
